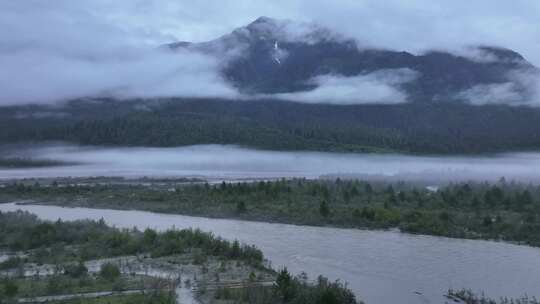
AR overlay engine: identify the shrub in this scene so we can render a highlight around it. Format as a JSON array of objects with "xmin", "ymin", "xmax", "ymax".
[{"xmin": 99, "ymin": 263, "xmax": 120, "ymax": 282}]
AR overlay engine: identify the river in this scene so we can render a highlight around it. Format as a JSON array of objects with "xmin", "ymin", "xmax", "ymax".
[{"xmin": 1, "ymin": 202, "xmax": 539, "ymax": 304}]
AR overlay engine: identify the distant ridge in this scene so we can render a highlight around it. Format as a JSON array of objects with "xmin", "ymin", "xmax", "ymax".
[{"xmin": 167, "ymin": 16, "xmax": 537, "ymax": 103}]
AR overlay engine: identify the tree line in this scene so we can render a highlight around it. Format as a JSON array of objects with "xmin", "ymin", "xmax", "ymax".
[
  {"xmin": 3, "ymin": 98, "xmax": 540, "ymax": 153},
  {"xmin": 0, "ymin": 210, "xmax": 263, "ymax": 266}
]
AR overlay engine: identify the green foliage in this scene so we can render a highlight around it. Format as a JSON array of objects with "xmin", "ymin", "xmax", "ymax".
[
  {"xmin": 319, "ymin": 200, "xmax": 330, "ymax": 218},
  {"xmin": 4, "ymin": 268, "xmax": 171, "ymax": 301},
  {"xmin": 275, "ymin": 268, "xmax": 295, "ymax": 301},
  {"xmin": 1, "ymin": 279, "xmax": 19, "ymax": 298},
  {"xmin": 46, "ymin": 275, "xmax": 63, "ymax": 294},
  {"xmin": 215, "ymin": 268, "xmax": 359, "ymax": 304},
  {"xmin": 64, "ymin": 261, "xmax": 88, "ymax": 278},
  {"xmin": 447, "ymin": 289, "xmax": 540, "ymax": 304},
  {"xmin": 143, "ymin": 228, "xmax": 158, "ymax": 247},
  {"xmin": 236, "ymin": 200, "xmax": 247, "ymax": 214},
  {"xmin": 51, "ymin": 293, "xmax": 175, "ymax": 304},
  {"xmin": 99, "ymin": 263, "xmax": 120, "ymax": 282},
  {"xmin": 6, "ymin": 98, "xmax": 540, "ymax": 154},
  {"xmin": 0, "ymin": 211, "xmax": 265, "ymax": 267}
]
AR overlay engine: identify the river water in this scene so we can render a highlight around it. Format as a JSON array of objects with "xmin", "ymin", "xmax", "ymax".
[{"xmin": 1, "ymin": 202, "xmax": 539, "ymax": 304}]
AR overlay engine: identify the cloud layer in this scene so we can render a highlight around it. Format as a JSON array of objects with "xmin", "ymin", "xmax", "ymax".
[
  {"xmin": 273, "ymin": 69, "xmax": 417, "ymax": 105},
  {"xmin": 456, "ymin": 70, "xmax": 540, "ymax": 106},
  {"xmin": 0, "ymin": 48, "xmax": 238, "ymax": 105},
  {"xmin": 1, "ymin": 0, "xmax": 540, "ymax": 106},
  {"xmin": 130, "ymin": 0, "xmax": 540, "ymax": 66},
  {"xmin": 0, "ymin": 1, "xmax": 237, "ymax": 106},
  {"xmin": 5, "ymin": 143, "xmax": 540, "ymax": 183}
]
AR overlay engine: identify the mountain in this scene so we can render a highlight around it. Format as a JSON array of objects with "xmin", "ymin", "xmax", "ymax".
[
  {"xmin": 167, "ymin": 16, "xmax": 537, "ymax": 103},
  {"xmin": 3, "ymin": 17, "xmax": 540, "ymax": 155}
]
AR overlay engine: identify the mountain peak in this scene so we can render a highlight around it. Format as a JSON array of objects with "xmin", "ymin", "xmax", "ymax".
[
  {"xmin": 239, "ymin": 16, "xmax": 290, "ymax": 41},
  {"xmin": 236, "ymin": 16, "xmax": 346, "ymax": 45},
  {"xmin": 165, "ymin": 17, "xmax": 536, "ymax": 101},
  {"xmin": 249, "ymin": 16, "xmax": 277, "ymax": 26}
]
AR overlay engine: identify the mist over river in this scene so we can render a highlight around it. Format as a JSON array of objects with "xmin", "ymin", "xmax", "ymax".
[
  {"xmin": 1, "ymin": 202, "xmax": 539, "ymax": 304},
  {"xmin": 2, "ymin": 144, "xmax": 540, "ymax": 302},
  {"xmin": 2, "ymin": 144, "xmax": 540, "ymax": 183}
]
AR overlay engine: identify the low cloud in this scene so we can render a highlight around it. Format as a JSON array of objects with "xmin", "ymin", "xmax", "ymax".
[
  {"xmin": 111, "ymin": 49, "xmax": 238, "ymax": 100},
  {"xmin": 272, "ymin": 69, "xmax": 417, "ymax": 104},
  {"xmin": 457, "ymin": 70, "xmax": 540, "ymax": 106},
  {"xmin": 0, "ymin": 1, "xmax": 238, "ymax": 106},
  {"xmin": 5, "ymin": 143, "xmax": 540, "ymax": 183},
  {"xmin": 441, "ymin": 46, "xmax": 507, "ymax": 64},
  {"xmin": 0, "ymin": 48, "xmax": 238, "ymax": 106},
  {"xmin": 457, "ymin": 83, "xmax": 525, "ymax": 105},
  {"xmin": 2, "ymin": 1, "xmax": 540, "ymax": 107}
]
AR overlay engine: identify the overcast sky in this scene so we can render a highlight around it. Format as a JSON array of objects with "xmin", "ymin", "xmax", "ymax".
[
  {"xmin": 63, "ymin": 0, "xmax": 539, "ymax": 63},
  {"xmin": 1, "ymin": 0, "xmax": 540, "ymax": 106}
]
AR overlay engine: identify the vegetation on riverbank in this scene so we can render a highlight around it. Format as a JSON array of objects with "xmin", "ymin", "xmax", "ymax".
[
  {"xmin": 0, "ymin": 210, "xmax": 263, "ymax": 266},
  {"xmin": 446, "ymin": 289, "xmax": 540, "ymax": 304},
  {"xmin": 0, "ymin": 211, "xmax": 360, "ymax": 304},
  {"xmin": 2, "ymin": 178, "xmax": 540, "ymax": 246},
  {"xmin": 46, "ymin": 293, "xmax": 174, "ymax": 304},
  {"xmin": 212, "ymin": 268, "xmax": 356, "ymax": 304},
  {"xmin": 2, "ymin": 271, "xmax": 172, "ymax": 299},
  {"xmin": 0, "ymin": 158, "xmax": 71, "ymax": 168},
  {"xmin": 0, "ymin": 269, "xmax": 175, "ymax": 304}
]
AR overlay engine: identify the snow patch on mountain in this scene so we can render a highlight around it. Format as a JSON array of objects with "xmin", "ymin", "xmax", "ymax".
[{"xmin": 272, "ymin": 41, "xmax": 288, "ymax": 65}]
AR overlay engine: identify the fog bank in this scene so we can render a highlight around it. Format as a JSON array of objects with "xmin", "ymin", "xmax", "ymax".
[
  {"xmin": 273, "ymin": 69, "xmax": 417, "ymax": 105},
  {"xmin": 2, "ymin": 144, "xmax": 540, "ymax": 183}
]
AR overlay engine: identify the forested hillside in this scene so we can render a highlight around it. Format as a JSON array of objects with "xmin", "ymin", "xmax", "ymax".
[{"xmin": 2, "ymin": 98, "xmax": 540, "ymax": 154}]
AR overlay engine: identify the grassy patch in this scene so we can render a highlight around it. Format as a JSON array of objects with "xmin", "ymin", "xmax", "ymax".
[{"xmin": 48, "ymin": 292, "xmax": 173, "ymax": 304}]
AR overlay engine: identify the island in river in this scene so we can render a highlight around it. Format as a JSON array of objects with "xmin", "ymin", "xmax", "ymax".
[{"xmin": 2, "ymin": 177, "xmax": 539, "ymax": 247}]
